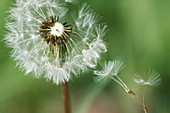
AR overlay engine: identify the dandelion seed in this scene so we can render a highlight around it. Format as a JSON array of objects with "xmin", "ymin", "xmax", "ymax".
[
  {"xmin": 134, "ymin": 69, "xmax": 161, "ymax": 87},
  {"xmin": 133, "ymin": 69, "xmax": 161, "ymax": 113},
  {"xmin": 143, "ymin": 106, "xmax": 148, "ymax": 113},
  {"xmin": 5, "ymin": 0, "xmax": 107, "ymax": 85},
  {"xmin": 110, "ymin": 60, "xmax": 124, "ymax": 76},
  {"xmin": 94, "ymin": 61, "xmax": 114, "ymax": 77},
  {"xmin": 94, "ymin": 60, "xmax": 135, "ymax": 96},
  {"xmin": 94, "ymin": 60, "xmax": 124, "ymax": 77}
]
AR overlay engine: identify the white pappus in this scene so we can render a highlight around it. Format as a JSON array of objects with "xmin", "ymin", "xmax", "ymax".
[{"xmin": 5, "ymin": 0, "xmax": 107, "ymax": 85}]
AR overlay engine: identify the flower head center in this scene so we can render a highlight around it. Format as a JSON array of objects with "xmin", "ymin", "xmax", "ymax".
[
  {"xmin": 50, "ymin": 22, "xmax": 64, "ymax": 37},
  {"xmin": 39, "ymin": 16, "xmax": 72, "ymax": 46},
  {"xmin": 39, "ymin": 15, "xmax": 73, "ymax": 64}
]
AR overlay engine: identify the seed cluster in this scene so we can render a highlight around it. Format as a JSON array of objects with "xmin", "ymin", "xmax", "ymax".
[{"xmin": 39, "ymin": 16, "xmax": 72, "ymax": 46}]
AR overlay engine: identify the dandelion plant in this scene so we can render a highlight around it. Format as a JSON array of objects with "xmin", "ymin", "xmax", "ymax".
[{"xmin": 5, "ymin": 0, "xmax": 107, "ymax": 113}]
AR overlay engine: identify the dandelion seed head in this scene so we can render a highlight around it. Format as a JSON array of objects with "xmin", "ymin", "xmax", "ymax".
[
  {"xmin": 133, "ymin": 69, "xmax": 161, "ymax": 87},
  {"xmin": 5, "ymin": 0, "xmax": 107, "ymax": 85}
]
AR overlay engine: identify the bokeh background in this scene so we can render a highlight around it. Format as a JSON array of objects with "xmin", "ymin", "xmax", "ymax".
[{"xmin": 0, "ymin": 0, "xmax": 170, "ymax": 113}]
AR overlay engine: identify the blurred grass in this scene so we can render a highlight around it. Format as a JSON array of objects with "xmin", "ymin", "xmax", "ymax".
[
  {"xmin": 73, "ymin": 79, "xmax": 111, "ymax": 113},
  {"xmin": 0, "ymin": 0, "xmax": 170, "ymax": 113}
]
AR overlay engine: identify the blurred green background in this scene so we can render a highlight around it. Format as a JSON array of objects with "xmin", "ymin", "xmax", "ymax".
[{"xmin": 0, "ymin": 0, "xmax": 170, "ymax": 113}]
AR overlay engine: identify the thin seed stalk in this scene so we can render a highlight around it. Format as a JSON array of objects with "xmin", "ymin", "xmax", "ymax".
[{"xmin": 62, "ymin": 82, "xmax": 71, "ymax": 113}]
